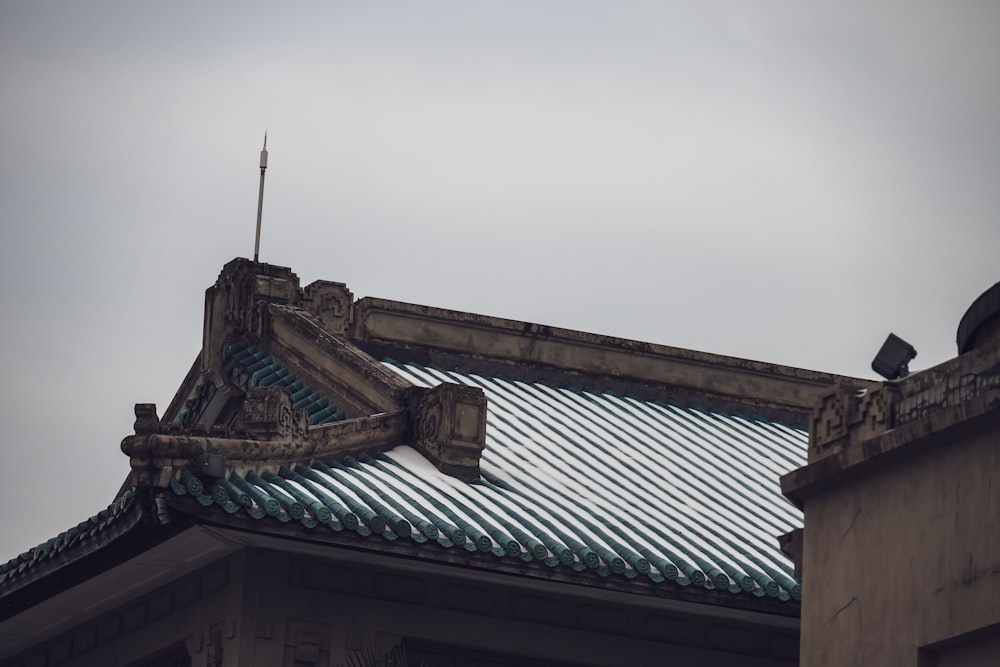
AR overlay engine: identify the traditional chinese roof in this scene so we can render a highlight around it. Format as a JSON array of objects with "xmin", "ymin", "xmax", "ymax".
[{"xmin": 3, "ymin": 258, "xmax": 860, "ymax": 621}]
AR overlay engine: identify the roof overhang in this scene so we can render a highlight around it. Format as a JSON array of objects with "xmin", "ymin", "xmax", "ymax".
[
  {"xmin": 1, "ymin": 519, "xmax": 798, "ymax": 661},
  {"xmin": 211, "ymin": 524, "xmax": 801, "ymax": 630},
  {"xmin": 0, "ymin": 525, "xmax": 238, "ymax": 659}
]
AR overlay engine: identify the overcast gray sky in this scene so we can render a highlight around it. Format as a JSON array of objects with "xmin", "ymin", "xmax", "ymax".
[{"xmin": 1, "ymin": 2, "xmax": 998, "ymax": 563}]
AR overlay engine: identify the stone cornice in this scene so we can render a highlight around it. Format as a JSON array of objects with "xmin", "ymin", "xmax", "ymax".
[{"xmin": 782, "ymin": 340, "xmax": 1000, "ymax": 507}]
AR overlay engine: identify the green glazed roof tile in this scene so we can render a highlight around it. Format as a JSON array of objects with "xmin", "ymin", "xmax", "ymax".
[
  {"xmin": 0, "ymin": 490, "xmax": 138, "ymax": 588},
  {"xmin": 181, "ymin": 342, "xmax": 346, "ymax": 427},
  {"xmin": 169, "ymin": 361, "xmax": 806, "ymax": 602}
]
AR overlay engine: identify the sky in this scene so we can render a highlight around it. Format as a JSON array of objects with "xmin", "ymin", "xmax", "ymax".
[{"xmin": 0, "ymin": 1, "xmax": 998, "ymax": 563}]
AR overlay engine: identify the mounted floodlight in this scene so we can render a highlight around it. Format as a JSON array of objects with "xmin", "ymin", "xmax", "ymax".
[
  {"xmin": 194, "ymin": 453, "xmax": 227, "ymax": 479},
  {"xmin": 871, "ymin": 333, "xmax": 917, "ymax": 380}
]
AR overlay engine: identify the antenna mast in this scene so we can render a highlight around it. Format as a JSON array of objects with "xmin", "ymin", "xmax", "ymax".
[{"xmin": 253, "ymin": 132, "xmax": 268, "ymax": 263}]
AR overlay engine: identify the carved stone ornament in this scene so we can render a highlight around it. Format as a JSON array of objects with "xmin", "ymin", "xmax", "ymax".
[
  {"xmin": 855, "ymin": 385, "xmax": 896, "ymax": 441},
  {"xmin": 417, "ymin": 394, "xmax": 443, "ymax": 447},
  {"xmin": 303, "ymin": 280, "xmax": 355, "ymax": 335},
  {"xmin": 810, "ymin": 389, "xmax": 848, "ymax": 453},
  {"xmin": 202, "ymin": 259, "xmax": 302, "ymax": 373},
  {"xmin": 810, "ymin": 385, "xmax": 897, "ymax": 460},
  {"xmin": 235, "ymin": 386, "xmax": 310, "ymax": 442}
]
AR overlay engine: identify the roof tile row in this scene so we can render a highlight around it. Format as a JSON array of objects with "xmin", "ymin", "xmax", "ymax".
[
  {"xmin": 179, "ymin": 342, "xmax": 346, "ymax": 426},
  {"xmin": 0, "ymin": 490, "xmax": 137, "ymax": 588},
  {"xmin": 171, "ymin": 361, "xmax": 805, "ymax": 601}
]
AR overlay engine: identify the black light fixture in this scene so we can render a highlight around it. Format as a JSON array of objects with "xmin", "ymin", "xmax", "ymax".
[
  {"xmin": 871, "ymin": 333, "xmax": 917, "ymax": 380},
  {"xmin": 194, "ymin": 453, "xmax": 227, "ymax": 478}
]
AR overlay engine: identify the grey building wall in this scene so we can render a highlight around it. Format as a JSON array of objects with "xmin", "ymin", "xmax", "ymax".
[{"xmin": 797, "ymin": 423, "xmax": 1000, "ymax": 666}]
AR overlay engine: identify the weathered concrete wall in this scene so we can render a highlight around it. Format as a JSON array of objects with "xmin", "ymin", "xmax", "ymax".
[{"xmin": 798, "ymin": 425, "xmax": 1000, "ymax": 666}]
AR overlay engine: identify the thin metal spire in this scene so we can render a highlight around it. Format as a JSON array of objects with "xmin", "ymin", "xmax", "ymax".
[{"xmin": 253, "ymin": 132, "xmax": 268, "ymax": 263}]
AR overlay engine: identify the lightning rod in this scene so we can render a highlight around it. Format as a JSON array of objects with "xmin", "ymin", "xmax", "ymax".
[{"xmin": 253, "ymin": 132, "xmax": 268, "ymax": 263}]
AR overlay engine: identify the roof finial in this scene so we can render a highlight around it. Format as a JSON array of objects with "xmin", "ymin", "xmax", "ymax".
[{"xmin": 253, "ymin": 132, "xmax": 269, "ymax": 263}]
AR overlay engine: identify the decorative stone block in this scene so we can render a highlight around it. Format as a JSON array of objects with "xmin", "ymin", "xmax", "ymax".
[
  {"xmin": 810, "ymin": 388, "xmax": 850, "ymax": 455},
  {"xmin": 406, "ymin": 383, "xmax": 487, "ymax": 481},
  {"xmin": 201, "ymin": 259, "xmax": 302, "ymax": 374},
  {"xmin": 810, "ymin": 385, "xmax": 897, "ymax": 460},
  {"xmin": 303, "ymin": 280, "xmax": 355, "ymax": 335},
  {"xmin": 855, "ymin": 385, "xmax": 897, "ymax": 442},
  {"xmin": 236, "ymin": 386, "xmax": 310, "ymax": 442}
]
